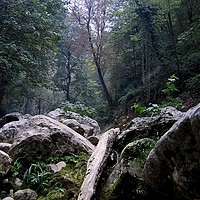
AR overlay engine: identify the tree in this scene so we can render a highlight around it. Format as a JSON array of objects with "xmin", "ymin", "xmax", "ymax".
[
  {"xmin": 0, "ymin": 0, "xmax": 64, "ymax": 115},
  {"xmin": 109, "ymin": 0, "xmax": 166, "ymax": 104},
  {"xmin": 69, "ymin": 0, "xmax": 113, "ymax": 106},
  {"xmin": 54, "ymin": 15, "xmax": 89, "ymax": 103}
]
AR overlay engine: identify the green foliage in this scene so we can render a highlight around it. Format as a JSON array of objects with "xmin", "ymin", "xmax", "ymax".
[
  {"xmin": 132, "ymin": 103, "xmax": 162, "ymax": 116},
  {"xmin": 0, "ymin": 191, "xmax": 8, "ymax": 199},
  {"xmin": 132, "ymin": 75, "xmax": 182, "ymax": 116},
  {"xmin": 147, "ymin": 103, "xmax": 162, "ymax": 115},
  {"xmin": 0, "ymin": 0, "xmax": 65, "ymax": 114},
  {"xmin": 161, "ymin": 74, "xmax": 179, "ymax": 95},
  {"xmin": 48, "ymin": 153, "xmax": 80, "ymax": 165},
  {"xmin": 132, "ymin": 103, "xmax": 148, "ymax": 115},
  {"xmin": 62, "ymin": 102, "xmax": 96, "ymax": 118},
  {"xmin": 161, "ymin": 74, "xmax": 182, "ymax": 109},
  {"xmin": 7, "ymin": 151, "xmax": 89, "ymax": 199},
  {"xmin": 23, "ymin": 161, "xmax": 52, "ymax": 192},
  {"xmin": 11, "ymin": 159, "xmax": 23, "ymax": 178}
]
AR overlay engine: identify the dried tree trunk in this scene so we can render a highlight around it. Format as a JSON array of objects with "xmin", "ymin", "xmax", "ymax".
[{"xmin": 78, "ymin": 128, "xmax": 120, "ymax": 200}]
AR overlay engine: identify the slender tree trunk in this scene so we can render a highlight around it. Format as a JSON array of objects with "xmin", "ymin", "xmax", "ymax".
[
  {"xmin": 61, "ymin": 51, "xmax": 72, "ymax": 102},
  {"xmin": 86, "ymin": 15, "xmax": 113, "ymax": 107},
  {"xmin": 95, "ymin": 58, "xmax": 113, "ymax": 106},
  {"xmin": 38, "ymin": 98, "xmax": 42, "ymax": 114},
  {"xmin": 66, "ymin": 54, "xmax": 71, "ymax": 102}
]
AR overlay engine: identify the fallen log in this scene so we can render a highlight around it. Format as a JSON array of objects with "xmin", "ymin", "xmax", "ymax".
[{"xmin": 78, "ymin": 128, "xmax": 120, "ymax": 200}]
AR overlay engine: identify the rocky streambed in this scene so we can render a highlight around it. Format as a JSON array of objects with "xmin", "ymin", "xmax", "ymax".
[{"xmin": 0, "ymin": 104, "xmax": 200, "ymax": 200}]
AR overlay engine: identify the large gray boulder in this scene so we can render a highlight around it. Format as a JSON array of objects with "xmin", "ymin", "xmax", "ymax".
[
  {"xmin": 144, "ymin": 103, "xmax": 200, "ymax": 199},
  {"xmin": 0, "ymin": 115, "xmax": 95, "ymax": 162},
  {"xmin": 117, "ymin": 106, "xmax": 185, "ymax": 150},
  {"xmin": 106, "ymin": 138, "xmax": 155, "ymax": 187},
  {"xmin": 100, "ymin": 138, "xmax": 155, "ymax": 200},
  {"xmin": 47, "ymin": 108, "xmax": 101, "ymax": 137}
]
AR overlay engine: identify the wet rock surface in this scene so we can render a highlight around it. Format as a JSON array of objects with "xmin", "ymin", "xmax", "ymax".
[{"xmin": 144, "ymin": 103, "xmax": 200, "ymax": 199}]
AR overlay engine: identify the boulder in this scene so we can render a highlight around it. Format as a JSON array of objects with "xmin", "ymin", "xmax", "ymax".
[
  {"xmin": 0, "ymin": 150, "xmax": 12, "ymax": 176},
  {"xmin": 0, "ymin": 113, "xmax": 31, "ymax": 129},
  {"xmin": 117, "ymin": 106, "xmax": 185, "ymax": 151},
  {"xmin": 62, "ymin": 119, "xmax": 94, "ymax": 137},
  {"xmin": 98, "ymin": 138, "xmax": 164, "ymax": 200},
  {"xmin": 2, "ymin": 197, "xmax": 14, "ymax": 200},
  {"xmin": 14, "ymin": 188, "xmax": 37, "ymax": 200},
  {"xmin": 0, "ymin": 115, "xmax": 95, "ymax": 162},
  {"xmin": 106, "ymin": 138, "xmax": 155, "ymax": 189},
  {"xmin": 144, "ymin": 103, "xmax": 200, "ymax": 199},
  {"xmin": 47, "ymin": 108, "xmax": 101, "ymax": 137}
]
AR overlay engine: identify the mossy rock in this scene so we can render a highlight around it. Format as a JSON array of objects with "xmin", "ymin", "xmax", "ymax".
[
  {"xmin": 37, "ymin": 152, "xmax": 89, "ymax": 200},
  {"xmin": 121, "ymin": 138, "xmax": 156, "ymax": 167},
  {"xmin": 99, "ymin": 138, "xmax": 155, "ymax": 200},
  {"xmin": 37, "ymin": 163, "xmax": 86, "ymax": 199},
  {"xmin": 100, "ymin": 172, "xmax": 148, "ymax": 200}
]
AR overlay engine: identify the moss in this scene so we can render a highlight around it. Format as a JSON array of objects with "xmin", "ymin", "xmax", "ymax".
[
  {"xmin": 37, "ymin": 151, "xmax": 89, "ymax": 200},
  {"xmin": 101, "ymin": 173, "xmax": 148, "ymax": 200},
  {"xmin": 98, "ymin": 138, "xmax": 156, "ymax": 200},
  {"xmin": 122, "ymin": 138, "xmax": 155, "ymax": 166}
]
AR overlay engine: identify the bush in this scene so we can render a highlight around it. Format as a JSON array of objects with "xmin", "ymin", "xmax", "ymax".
[{"xmin": 62, "ymin": 102, "xmax": 96, "ymax": 118}]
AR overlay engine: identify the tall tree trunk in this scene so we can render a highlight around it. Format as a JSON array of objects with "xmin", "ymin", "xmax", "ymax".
[
  {"xmin": 37, "ymin": 98, "xmax": 42, "ymax": 114},
  {"xmin": 95, "ymin": 57, "xmax": 113, "ymax": 106},
  {"xmin": 61, "ymin": 51, "xmax": 72, "ymax": 102},
  {"xmin": 66, "ymin": 54, "xmax": 71, "ymax": 102},
  {"xmin": 86, "ymin": 16, "xmax": 113, "ymax": 107},
  {"xmin": 71, "ymin": 0, "xmax": 113, "ymax": 107}
]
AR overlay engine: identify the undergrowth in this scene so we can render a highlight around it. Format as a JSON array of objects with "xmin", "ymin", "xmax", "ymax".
[{"xmin": 1, "ymin": 152, "xmax": 89, "ymax": 200}]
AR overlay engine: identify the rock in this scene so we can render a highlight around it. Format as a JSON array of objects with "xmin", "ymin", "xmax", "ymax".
[
  {"xmin": 144, "ymin": 103, "xmax": 200, "ymax": 199},
  {"xmin": 159, "ymin": 106, "xmax": 185, "ymax": 120},
  {"xmin": 79, "ymin": 124, "xmax": 93, "ymax": 137},
  {"xmin": 62, "ymin": 119, "xmax": 85, "ymax": 134},
  {"xmin": 48, "ymin": 161, "xmax": 67, "ymax": 173},
  {"xmin": 14, "ymin": 178, "xmax": 23, "ymax": 187},
  {"xmin": 0, "ymin": 123, "xmax": 21, "ymax": 143},
  {"xmin": 117, "ymin": 106, "xmax": 185, "ymax": 151},
  {"xmin": 14, "ymin": 188, "xmax": 37, "ymax": 200},
  {"xmin": 0, "ymin": 115, "xmax": 95, "ymax": 162},
  {"xmin": 0, "ymin": 150, "xmax": 12, "ymax": 176},
  {"xmin": 62, "ymin": 119, "xmax": 95, "ymax": 137},
  {"xmin": 106, "ymin": 138, "xmax": 155, "ymax": 187},
  {"xmin": 0, "ymin": 143, "xmax": 12, "ymax": 153},
  {"xmin": 2, "ymin": 197, "xmax": 14, "ymax": 200},
  {"xmin": 47, "ymin": 108, "xmax": 101, "ymax": 137}
]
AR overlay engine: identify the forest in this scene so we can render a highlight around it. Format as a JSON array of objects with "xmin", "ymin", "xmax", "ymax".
[{"xmin": 0, "ymin": 0, "xmax": 200, "ymax": 126}]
